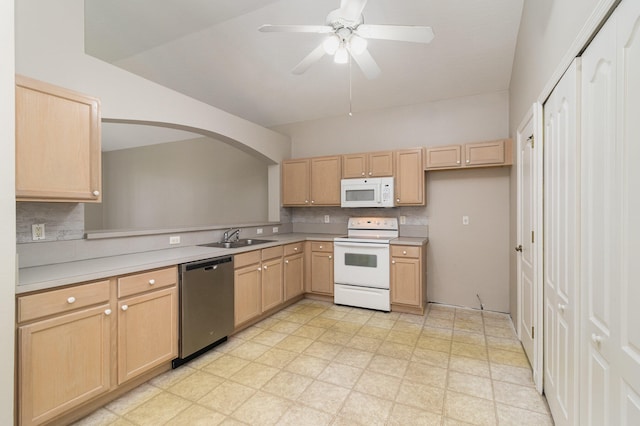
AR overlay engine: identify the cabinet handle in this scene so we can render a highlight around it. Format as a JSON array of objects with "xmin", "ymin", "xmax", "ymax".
[
  {"xmin": 92, "ymin": 190, "xmax": 100, "ymax": 197},
  {"xmin": 148, "ymin": 279, "xmax": 155, "ymax": 285},
  {"xmin": 67, "ymin": 296, "xmax": 76, "ymax": 304},
  {"xmin": 121, "ymin": 305, "xmax": 128, "ymax": 311},
  {"xmin": 591, "ymin": 333, "xmax": 603, "ymax": 344},
  {"xmin": 104, "ymin": 309, "xmax": 112, "ymax": 316},
  {"xmin": 558, "ymin": 303, "xmax": 567, "ymax": 313}
]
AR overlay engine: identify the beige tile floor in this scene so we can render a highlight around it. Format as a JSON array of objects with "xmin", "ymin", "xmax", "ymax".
[{"xmin": 74, "ymin": 300, "xmax": 554, "ymax": 426}]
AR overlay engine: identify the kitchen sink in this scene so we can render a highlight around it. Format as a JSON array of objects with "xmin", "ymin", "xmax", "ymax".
[{"xmin": 198, "ymin": 238, "xmax": 275, "ymax": 249}]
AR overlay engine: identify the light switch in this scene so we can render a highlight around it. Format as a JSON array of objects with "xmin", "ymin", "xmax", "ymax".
[{"xmin": 462, "ymin": 216, "xmax": 470, "ymax": 225}]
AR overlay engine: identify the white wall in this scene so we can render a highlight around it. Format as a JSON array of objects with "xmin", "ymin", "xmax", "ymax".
[
  {"xmin": 0, "ymin": 0, "xmax": 16, "ymax": 422},
  {"xmin": 276, "ymin": 92, "xmax": 512, "ymax": 312},
  {"xmin": 15, "ymin": 0, "xmax": 291, "ymax": 222},
  {"xmin": 507, "ymin": 0, "xmax": 617, "ymax": 317},
  {"xmin": 88, "ymin": 137, "xmax": 269, "ymax": 230}
]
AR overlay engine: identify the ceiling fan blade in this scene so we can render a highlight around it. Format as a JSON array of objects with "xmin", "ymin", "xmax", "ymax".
[
  {"xmin": 339, "ymin": 0, "xmax": 368, "ymax": 22},
  {"xmin": 292, "ymin": 44, "xmax": 326, "ymax": 75},
  {"xmin": 357, "ymin": 25, "xmax": 435, "ymax": 43},
  {"xmin": 350, "ymin": 49, "xmax": 381, "ymax": 80},
  {"xmin": 258, "ymin": 24, "xmax": 333, "ymax": 33}
]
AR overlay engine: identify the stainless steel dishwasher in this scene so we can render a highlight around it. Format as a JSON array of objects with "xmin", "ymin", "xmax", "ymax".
[{"xmin": 173, "ymin": 255, "xmax": 234, "ymax": 368}]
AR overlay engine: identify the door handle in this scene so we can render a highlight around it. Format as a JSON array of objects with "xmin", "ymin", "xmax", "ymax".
[{"xmin": 515, "ymin": 245, "xmax": 523, "ymax": 252}]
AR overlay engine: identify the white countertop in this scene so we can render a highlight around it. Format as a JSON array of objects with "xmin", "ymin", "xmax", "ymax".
[{"xmin": 16, "ymin": 233, "xmax": 428, "ymax": 294}]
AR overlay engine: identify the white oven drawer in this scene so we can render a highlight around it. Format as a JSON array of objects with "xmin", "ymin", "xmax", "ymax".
[{"xmin": 334, "ymin": 284, "xmax": 390, "ymax": 312}]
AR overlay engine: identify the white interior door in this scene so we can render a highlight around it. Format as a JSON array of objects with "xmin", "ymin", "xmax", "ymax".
[
  {"xmin": 543, "ymin": 58, "xmax": 580, "ymax": 426},
  {"xmin": 516, "ymin": 103, "xmax": 543, "ymax": 392},
  {"xmin": 580, "ymin": 1, "xmax": 640, "ymax": 423}
]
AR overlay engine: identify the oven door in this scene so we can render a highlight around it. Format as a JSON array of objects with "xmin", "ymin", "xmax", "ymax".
[
  {"xmin": 341, "ymin": 182, "xmax": 381, "ymax": 207},
  {"xmin": 334, "ymin": 241, "xmax": 390, "ymax": 289}
]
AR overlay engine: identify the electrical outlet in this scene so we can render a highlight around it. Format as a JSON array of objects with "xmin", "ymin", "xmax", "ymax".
[
  {"xmin": 32, "ymin": 224, "xmax": 45, "ymax": 241},
  {"xmin": 462, "ymin": 216, "xmax": 470, "ymax": 225},
  {"xmin": 256, "ymin": 228, "xmax": 263, "ymax": 235},
  {"xmin": 169, "ymin": 236, "xmax": 181, "ymax": 245},
  {"xmin": 324, "ymin": 215, "xmax": 330, "ymax": 223},
  {"xmin": 399, "ymin": 215, "xmax": 406, "ymax": 225},
  {"xmin": 272, "ymin": 227, "xmax": 279, "ymax": 233}
]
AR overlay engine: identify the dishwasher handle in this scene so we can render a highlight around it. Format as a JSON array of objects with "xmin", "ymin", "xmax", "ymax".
[{"xmin": 182, "ymin": 256, "xmax": 233, "ymax": 272}]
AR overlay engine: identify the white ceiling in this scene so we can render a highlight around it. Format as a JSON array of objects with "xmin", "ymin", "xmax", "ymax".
[{"xmin": 85, "ymin": 0, "xmax": 524, "ymax": 129}]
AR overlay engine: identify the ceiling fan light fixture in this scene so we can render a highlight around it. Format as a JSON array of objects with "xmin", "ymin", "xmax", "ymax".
[
  {"xmin": 349, "ymin": 34, "xmax": 367, "ymax": 55},
  {"xmin": 322, "ymin": 34, "xmax": 340, "ymax": 55},
  {"xmin": 334, "ymin": 44, "xmax": 349, "ymax": 64}
]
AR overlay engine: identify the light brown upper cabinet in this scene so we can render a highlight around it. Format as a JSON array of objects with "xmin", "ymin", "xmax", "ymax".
[
  {"xmin": 282, "ymin": 156, "xmax": 341, "ymax": 206},
  {"xmin": 425, "ymin": 139, "xmax": 512, "ymax": 170},
  {"xmin": 15, "ymin": 75, "xmax": 102, "ymax": 202},
  {"xmin": 394, "ymin": 148, "xmax": 425, "ymax": 206},
  {"xmin": 342, "ymin": 151, "xmax": 394, "ymax": 178}
]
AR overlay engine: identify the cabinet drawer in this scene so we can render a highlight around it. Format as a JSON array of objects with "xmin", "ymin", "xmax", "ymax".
[
  {"xmin": 234, "ymin": 250, "xmax": 261, "ymax": 269},
  {"xmin": 118, "ymin": 266, "xmax": 177, "ymax": 298},
  {"xmin": 311, "ymin": 241, "xmax": 333, "ymax": 252},
  {"xmin": 262, "ymin": 245, "xmax": 283, "ymax": 261},
  {"xmin": 18, "ymin": 280, "xmax": 110, "ymax": 323},
  {"xmin": 284, "ymin": 242, "xmax": 304, "ymax": 256},
  {"xmin": 391, "ymin": 245, "xmax": 420, "ymax": 258}
]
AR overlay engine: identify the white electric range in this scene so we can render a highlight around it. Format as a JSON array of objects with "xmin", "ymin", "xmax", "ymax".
[{"xmin": 333, "ymin": 217, "xmax": 398, "ymax": 311}]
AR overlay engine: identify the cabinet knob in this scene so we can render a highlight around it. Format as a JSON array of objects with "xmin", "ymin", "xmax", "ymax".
[
  {"xmin": 328, "ymin": 255, "xmax": 332, "ymax": 259},
  {"xmin": 148, "ymin": 279, "xmax": 155, "ymax": 285},
  {"xmin": 466, "ymin": 159, "xmax": 470, "ymax": 163},
  {"xmin": 294, "ymin": 247, "xmax": 298, "ymax": 251},
  {"xmin": 403, "ymin": 250, "xmax": 407, "ymax": 255},
  {"xmin": 591, "ymin": 333, "xmax": 603, "ymax": 344},
  {"xmin": 392, "ymin": 260, "xmax": 396, "ymax": 264},
  {"xmin": 104, "ymin": 309, "xmax": 112, "ymax": 316},
  {"xmin": 67, "ymin": 296, "xmax": 76, "ymax": 304},
  {"xmin": 319, "ymin": 245, "xmax": 323, "ymax": 249},
  {"xmin": 263, "ymin": 265, "xmax": 268, "ymax": 270},
  {"xmin": 456, "ymin": 160, "xmax": 460, "ymax": 164},
  {"xmin": 558, "ymin": 303, "xmax": 567, "ymax": 313},
  {"xmin": 311, "ymin": 200, "xmax": 315, "ymax": 204},
  {"xmin": 258, "ymin": 267, "xmax": 262, "ymax": 271},
  {"xmin": 305, "ymin": 200, "xmax": 309, "ymax": 204},
  {"xmin": 396, "ymin": 198, "xmax": 400, "ymax": 202},
  {"xmin": 121, "ymin": 305, "xmax": 128, "ymax": 311},
  {"xmin": 368, "ymin": 171, "xmax": 372, "ymax": 176},
  {"xmin": 285, "ymin": 260, "xmax": 289, "ymax": 264},
  {"xmin": 92, "ymin": 190, "xmax": 100, "ymax": 197},
  {"xmin": 361, "ymin": 172, "xmax": 365, "ymax": 176}
]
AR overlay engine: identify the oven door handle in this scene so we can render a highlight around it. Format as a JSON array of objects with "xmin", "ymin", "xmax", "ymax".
[{"xmin": 334, "ymin": 241, "xmax": 389, "ymax": 249}]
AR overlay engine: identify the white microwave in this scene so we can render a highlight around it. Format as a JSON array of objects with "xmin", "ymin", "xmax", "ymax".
[{"xmin": 341, "ymin": 177, "xmax": 395, "ymax": 208}]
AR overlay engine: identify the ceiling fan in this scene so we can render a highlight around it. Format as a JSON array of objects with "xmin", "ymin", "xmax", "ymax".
[{"xmin": 258, "ymin": 0, "xmax": 434, "ymax": 79}]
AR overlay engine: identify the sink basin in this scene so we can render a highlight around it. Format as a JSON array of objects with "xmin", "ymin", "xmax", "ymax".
[{"xmin": 199, "ymin": 239, "xmax": 275, "ymax": 249}]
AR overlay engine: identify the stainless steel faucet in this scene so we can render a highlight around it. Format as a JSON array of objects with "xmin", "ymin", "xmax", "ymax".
[{"xmin": 223, "ymin": 228, "xmax": 240, "ymax": 242}]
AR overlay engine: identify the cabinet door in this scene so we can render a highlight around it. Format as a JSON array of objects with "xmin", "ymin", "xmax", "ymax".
[
  {"xmin": 395, "ymin": 148, "xmax": 425, "ymax": 205},
  {"xmin": 310, "ymin": 252, "xmax": 334, "ymax": 295},
  {"xmin": 284, "ymin": 253, "xmax": 304, "ymax": 301},
  {"xmin": 15, "ymin": 75, "xmax": 101, "ymax": 202},
  {"xmin": 390, "ymin": 257, "xmax": 421, "ymax": 306},
  {"xmin": 342, "ymin": 153, "xmax": 367, "ymax": 178},
  {"xmin": 234, "ymin": 264, "xmax": 262, "ymax": 326},
  {"xmin": 261, "ymin": 257, "xmax": 283, "ymax": 312},
  {"xmin": 19, "ymin": 305, "xmax": 112, "ymax": 426},
  {"xmin": 117, "ymin": 287, "xmax": 178, "ymax": 384},
  {"xmin": 310, "ymin": 156, "xmax": 341, "ymax": 205},
  {"xmin": 464, "ymin": 140, "xmax": 505, "ymax": 166},
  {"xmin": 425, "ymin": 145, "xmax": 462, "ymax": 169},
  {"xmin": 282, "ymin": 159, "xmax": 310, "ymax": 206},
  {"xmin": 368, "ymin": 151, "xmax": 394, "ymax": 177}
]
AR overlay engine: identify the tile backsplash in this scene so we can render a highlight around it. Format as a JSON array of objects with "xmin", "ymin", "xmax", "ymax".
[{"xmin": 16, "ymin": 202, "xmax": 84, "ymax": 243}]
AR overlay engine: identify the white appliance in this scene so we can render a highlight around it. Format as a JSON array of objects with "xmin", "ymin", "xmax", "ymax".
[
  {"xmin": 334, "ymin": 217, "xmax": 398, "ymax": 311},
  {"xmin": 341, "ymin": 177, "xmax": 394, "ymax": 208}
]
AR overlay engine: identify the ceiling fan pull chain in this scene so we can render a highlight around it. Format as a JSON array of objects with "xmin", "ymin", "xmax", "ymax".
[{"xmin": 349, "ymin": 53, "xmax": 353, "ymax": 117}]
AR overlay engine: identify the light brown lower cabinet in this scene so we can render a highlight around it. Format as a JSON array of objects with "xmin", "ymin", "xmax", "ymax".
[
  {"xmin": 308, "ymin": 242, "xmax": 334, "ymax": 295},
  {"xmin": 390, "ymin": 244, "xmax": 427, "ymax": 314},
  {"xmin": 284, "ymin": 243, "xmax": 304, "ymax": 301},
  {"xmin": 234, "ymin": 246, "xmax": 284, "ymax": 327},
  {"xmin": 16, "ymin": 266, "xmax": 178, "ymax": 426}
]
